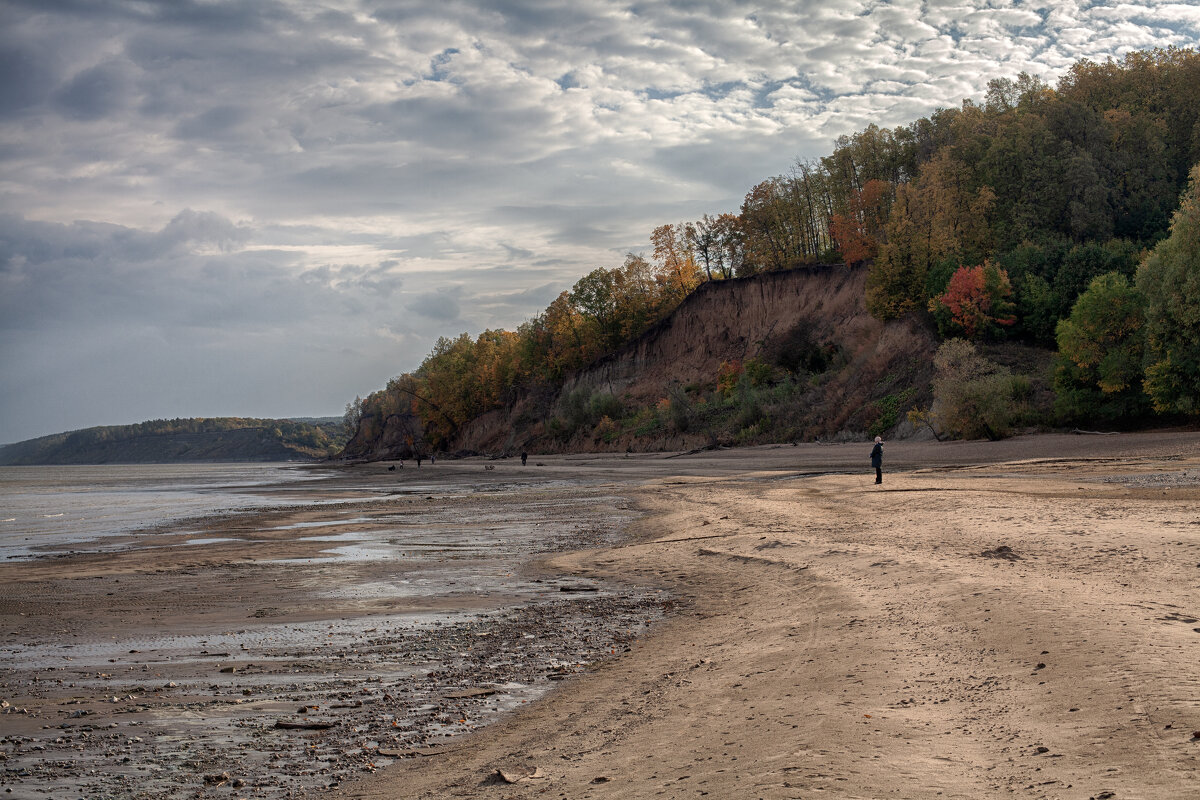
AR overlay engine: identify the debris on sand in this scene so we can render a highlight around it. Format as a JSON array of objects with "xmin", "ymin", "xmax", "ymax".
[
  {"xmin": 494, "ymin": 765, "xmax": 545, "ymax": 783},
  {"xmin": 980, "ymin": 545, "xmax": 1022, "ymax": 561},
  {"xmin": 274, "ymin": 720, "xmax": 338, "ymax": 730}
]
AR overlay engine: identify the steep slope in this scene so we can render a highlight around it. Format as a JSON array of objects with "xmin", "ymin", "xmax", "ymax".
[{"xmin": 455, "ymin": 264, "xmax": 938, "ymax": 454}]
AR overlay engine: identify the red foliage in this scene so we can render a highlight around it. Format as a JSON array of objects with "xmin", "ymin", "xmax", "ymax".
[{"xmin": 933, "ymin": 262, "xmax": 1016, "ymax": 339}]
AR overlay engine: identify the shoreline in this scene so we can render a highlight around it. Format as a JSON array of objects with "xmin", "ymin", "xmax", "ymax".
[{"xmin": 3, "ymin": 430, "xmax": 1200, "ymax": 798}]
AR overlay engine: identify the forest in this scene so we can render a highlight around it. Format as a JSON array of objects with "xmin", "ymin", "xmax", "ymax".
[
  {"xmin": 346, "ymin": 47, "xmax": 1200, "ymax": 456},
  {"xmin": 0, "ymin": 417, "xmax": 346, "ymax": 465}
]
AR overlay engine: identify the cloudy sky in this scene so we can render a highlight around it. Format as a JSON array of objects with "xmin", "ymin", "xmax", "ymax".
[{"xmin": 1, "ymin": 0, "xmax": 1196, "ymax": 442}]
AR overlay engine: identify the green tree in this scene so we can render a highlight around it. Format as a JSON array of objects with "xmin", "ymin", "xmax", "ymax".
[
  {"xmin": 1053, "ymin": 272, "xmax": 1149, "ymax": 422},
  {"xmin": 1136, "ymin": 162, "xmax": 1200, "ymax": 414}
]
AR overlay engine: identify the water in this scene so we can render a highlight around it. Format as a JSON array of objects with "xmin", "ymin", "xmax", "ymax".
[{"xmin": 0, "ymin": 463, "xmax": 336, "ymax": 560}]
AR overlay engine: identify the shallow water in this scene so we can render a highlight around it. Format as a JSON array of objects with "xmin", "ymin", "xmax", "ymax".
[
  {"xmin": 0, "ymin": 463, "xmax": 337, "ymax": 560},
  {"xmin": 0, "ymin": 464, "xmax": 664, "ymax": 799}
]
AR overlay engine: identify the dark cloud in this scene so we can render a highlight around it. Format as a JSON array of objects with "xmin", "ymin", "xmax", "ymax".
[
  {"xmin": 54, "ymin": 62, "xmax": 132, "ymax": 120},
  {"xmin": 0, "ymin": 40, "xmax": 60, "ymax": 116},
  {"xmin": 406, "ymin": 290, "xmax": 463, "ymax": 322}
]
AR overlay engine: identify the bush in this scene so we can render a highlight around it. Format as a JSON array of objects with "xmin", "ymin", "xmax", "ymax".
[
  {"xmin": 743, "ymin": 357, "xmax": 774, "ymax": 387},
  {"xmin": 766, "ymin": 322, "xmax": 832, "ymax": 375},
  {"xmin": 932, "ymin": 339, "xmax": 1021, "ymax": 440},
  {"xmin": 590, "ymin": 392, "xmax": 624, "ymax": 421},
  {"xmin": 594, "ymin": 415, "xmax": 619, "ymax": 444}
]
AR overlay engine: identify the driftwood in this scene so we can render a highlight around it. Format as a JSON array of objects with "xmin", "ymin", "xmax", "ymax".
[
  {"xmin": 377, "ymin": 745, "xmax": 455, "ymax": 758},
  {"xmin": 442, "ymin": 687, "xmax": 498, "ymax": 699},
  {"xmin": 1071, "ymin": 428, "xmax": 1120, "ymax": 436},
  {"xmin": 274, "ymin": 720, "xmax": 337, "ymax": 730},
  {"xmin": 494, "ymin": 766, "xmax": 545, "ymax": 783},
  {"xmin": 665, "ymin": 444, "xmax": 721, "ymax": 459}
]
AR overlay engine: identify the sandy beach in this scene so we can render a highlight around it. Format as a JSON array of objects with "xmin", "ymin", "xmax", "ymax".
[
  {"xmin": 337, "ymin": 431, "xmax": 1200, "ymax": 799},
  {"xmin": 3, "ymin": 431, "xmax": 1200, "ymax": 798}
]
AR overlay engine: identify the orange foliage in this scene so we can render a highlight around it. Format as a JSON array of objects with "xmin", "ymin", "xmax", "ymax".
[{"xmin": 830, "ymin": 179, "xmax": 891, "ymax": 264}]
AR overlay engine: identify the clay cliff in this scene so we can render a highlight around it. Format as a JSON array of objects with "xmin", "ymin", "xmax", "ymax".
[{"xmin": 452, "ymin": 264, "xmax": 938, "ymax": 454}]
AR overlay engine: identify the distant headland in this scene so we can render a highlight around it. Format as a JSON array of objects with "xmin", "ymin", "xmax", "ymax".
[{"xmin": 0, "ymin": 417, "xmax": 347, "ymax": 465}]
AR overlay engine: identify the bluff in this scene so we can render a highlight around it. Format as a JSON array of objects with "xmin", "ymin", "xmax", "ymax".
[{"xmin": 442, "ymin": 264, "xmax": 937, "ymax": 455}]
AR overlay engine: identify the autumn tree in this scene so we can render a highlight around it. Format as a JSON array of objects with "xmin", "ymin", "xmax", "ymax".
[
  {"xmin": 650, "ymin": 223, "xmax": 702, "ymax": 300},
  {"xmin": 929, "ymin": 261, "xmax": 1017, "ymax": 340},
  {"xmin": 867, "ymin": 152, "xmax": 995, "ymax": 319},
  {"xmin": 829, "ymin": 178, "xmax": 891, "ymax": 264}
]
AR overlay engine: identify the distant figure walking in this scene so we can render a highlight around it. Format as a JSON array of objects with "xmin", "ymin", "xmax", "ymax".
[
  {"xmin": 520, "ymin": 451, "xmax": 528, "ymax": 466},
  {"xmin": 416, "ymin": 454, "xmax": 422, "ymax": 468},
  {"xmin": 870, "ymin": 436, "xmax": 883, "ymax": 484}
]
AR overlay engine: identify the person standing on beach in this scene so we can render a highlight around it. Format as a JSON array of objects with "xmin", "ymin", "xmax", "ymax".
[
  {"xmin": 870, "ymin": 436, "xmax": 883, "ymax": 484},
  {"xmin": 520, "ymin": 451, "xmax": 528, "ymax": 466}
]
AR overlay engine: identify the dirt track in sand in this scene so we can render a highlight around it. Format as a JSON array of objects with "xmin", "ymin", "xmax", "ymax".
[{"xmin": 337, "ymin": 431, "xmax": 1200, "ymax": 800}]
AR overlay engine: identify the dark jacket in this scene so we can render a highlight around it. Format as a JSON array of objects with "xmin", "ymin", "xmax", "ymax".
[{"xmin": 870, "ymin": 442, "xmax": 883, "ymax": 468}]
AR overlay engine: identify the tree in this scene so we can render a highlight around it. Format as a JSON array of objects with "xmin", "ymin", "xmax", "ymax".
[
  {"xmin": 866, "ymin": 152, "xmax": 996, "ymax": 320},
  {"xmin": 929, "ymin": 261, "xmax": 1017, "ymax": 340},
  {"xmin": 829, "ymin": 179, "xmax": 890, "ymax": 264},
  {"xmin": 651, "ymin": 223, "xmax": 701, "ymax": 298},
  {"xmin": 1053, "ymin": 272, "xmax": 1148, "ymax": 422},
  {"xmin": 1136, "ymin": 162, "xmax": 1200, "ymax": 414},
  {"xmin": 342, "ymin": 396, "xmax": 364, "ymax": 439}
]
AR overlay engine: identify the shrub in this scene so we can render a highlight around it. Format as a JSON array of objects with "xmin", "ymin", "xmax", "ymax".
[
  {"xmin": 766, "ymin": 322, "xmax": 832, "ymax": 375},
  {"xmin": 743, "ymin": 357, "xmax": 774, "ymax": 387},
  {"xmin": 717, "ymin": 360, "xmax": 742, "ymax": 396},
  {"xmin": 932, "ymin": 339, "xmax": 1020, "ymax": 440},
  {"xmin": 594, "ymin": 415, "xmax": 619, "ymax": 444},
  {"xmin": 590, "ymin": 392, "xmax": 624, "ymax": 421}
]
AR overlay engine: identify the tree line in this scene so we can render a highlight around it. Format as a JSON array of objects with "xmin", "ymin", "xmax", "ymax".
[{"xmin": 349, "ymin": 47, "xmax": 1200, "ymax": 451}]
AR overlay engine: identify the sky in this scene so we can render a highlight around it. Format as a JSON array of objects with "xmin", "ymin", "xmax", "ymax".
[{"xmin": 2, "ymin": 1, "xmax": 1198, "ymax": 443}]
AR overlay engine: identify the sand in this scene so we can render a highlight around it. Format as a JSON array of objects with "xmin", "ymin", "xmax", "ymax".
[
  {"xmin": 3, "ymin": 430, "xmax": 1200, "ymax": 799},
  {"xmin": 335, "ymin": 431, "xmax": 1200, "ymax": 799}
]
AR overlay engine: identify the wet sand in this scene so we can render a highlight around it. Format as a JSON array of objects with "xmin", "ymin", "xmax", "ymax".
[
  {"xmin": 0, "ymin": 465, "xmax": 663, "ymax": 797},
  {"xmin": 4, "ymin": 431, "xmax": 1200, "ymax": 798}
]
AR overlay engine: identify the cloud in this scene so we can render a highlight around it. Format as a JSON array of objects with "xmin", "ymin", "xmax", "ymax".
[
  {"xmin": 406, "ymin": 290, "xmax": 463, "ymax": 322},
  {"xmin": 1, "ymin": 0, "xmax": 1196, "ymax": 440}
]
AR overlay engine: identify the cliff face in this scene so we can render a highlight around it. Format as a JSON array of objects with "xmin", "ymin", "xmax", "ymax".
[
  {"xmin": 561, "ymin": 265, "xmax": 873, "ymax": 400},
  {"xmin": 339, "ymin": 412, "xmax": 423, "ymax": 462},
  {"xmin": 454, "ymin": 264, "xmax": 938, "ymax": 454}
]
